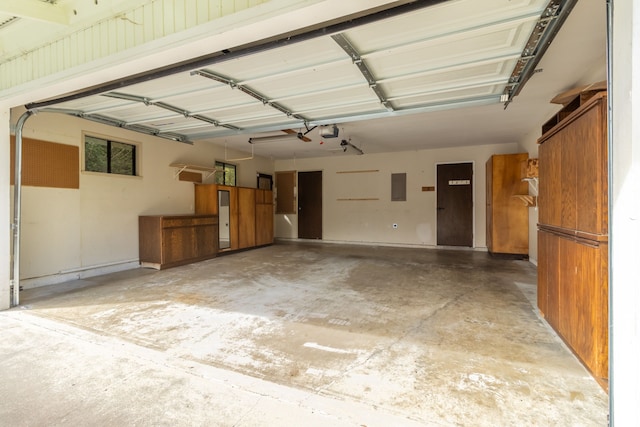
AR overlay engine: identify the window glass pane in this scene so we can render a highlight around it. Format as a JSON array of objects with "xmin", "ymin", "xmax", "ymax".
[
  {"xmin": 224, "ymin": 164, "xmax": 236, "ymax": 186},
  {"xmin": 110, "ymin": 141, "xmax": 135, "ymax": 175},
  {"xmin": 85, "ymin": 136, "xmax": 108, "ymax": 173},
  {"xmin": 214, "ymin": 161, "xmax": 236, "ymax": 186},
  {"xmin": 85, "ymin": 135, "xmax": 137, "ymax": 176},
  {"xmin": 257, "ymin": 174, "xmax": 272, "ymax": 190},
  {"xmin": 214, "ymin": 161, "xmax": 224, "ymax": 184}
]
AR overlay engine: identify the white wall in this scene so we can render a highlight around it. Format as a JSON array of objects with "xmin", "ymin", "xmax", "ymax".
[
  {"xmin": 10, "ymin": 108, "xmax": 273, "ymax": 287},
  {"xmin": 0, "ymin": 108, "xmax": 10, "ymax": 309},
  {"xmin": 275, "ymin": 142, "xmax": 521, "ymax": 248},
  {"xmin": 611, "ymin": 0, "xmax": 640, "ymax": 422}
]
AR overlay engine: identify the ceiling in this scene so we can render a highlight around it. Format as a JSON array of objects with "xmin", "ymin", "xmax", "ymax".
[{"xmin": 6, "ymin": 0, "xmax": 606, "ymax": 159}]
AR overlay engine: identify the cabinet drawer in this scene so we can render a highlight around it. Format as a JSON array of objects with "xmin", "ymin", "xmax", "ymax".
[{"xmin": 163, "ymin": 217, "xmax": 216, "ymax": 228}]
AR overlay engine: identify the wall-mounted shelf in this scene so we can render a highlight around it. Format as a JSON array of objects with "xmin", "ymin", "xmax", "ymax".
[
  {"xmin": 513, "ymin": 158, "xmax": 539, "ymax": 207},
  {"xmin": 336, "ymin": 169, "xmax": 379, "ymax": 174},
  {"xmin": 523, "ymin": 176, "xmax": 539, "ymax": 196},
  {"xmin": 169, "ymin": 163, "xmax": 218, "ymax": 180}
]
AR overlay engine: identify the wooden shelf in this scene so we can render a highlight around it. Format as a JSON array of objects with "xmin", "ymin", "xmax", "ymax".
[
  {"xmin": 169, "ymin": 163, "xmax": 219, "ymax": 180},
  {"xmin": 336, "ymin": 169, "xmax": 379, "ymax": 174}
]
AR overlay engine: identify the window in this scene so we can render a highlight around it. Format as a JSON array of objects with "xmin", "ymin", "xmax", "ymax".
[
  {"xmin": 85, "ymin": 135, "xmax": 137, "ymax": 176},
  {"xmin": 215, "ymin": 161, "xmax": 236, "ymax": 186},
  {"xmin": 257, "ymin": 173, "xmax": 273, "ymax": 190}
]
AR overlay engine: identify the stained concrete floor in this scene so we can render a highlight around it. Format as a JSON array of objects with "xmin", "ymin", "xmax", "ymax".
[{"xmin": 1, "ymin": 242, "xmax": 608, "ymax": 426}]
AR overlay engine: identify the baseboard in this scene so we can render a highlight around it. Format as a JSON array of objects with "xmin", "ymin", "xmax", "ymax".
[
  {"xmin": 275, "ymin": 238, "xmax": 488, "ymax": 252},
  {"xmin": 20, "ymin": 260, "xmax": 140, "ymax": 290}
]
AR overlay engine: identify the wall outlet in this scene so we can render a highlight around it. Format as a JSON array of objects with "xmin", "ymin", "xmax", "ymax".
[{"xmin": 392, "ymin": 223, "xmax": 398, "ymax": 229}]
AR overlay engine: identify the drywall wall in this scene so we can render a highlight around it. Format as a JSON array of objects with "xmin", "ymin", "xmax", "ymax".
[
  {"xmin": 518, "ymin": 128, "xmax": 542, "ymax": 265},
  {"xmin": 9, "ymin": 108, "xmax": 273, "ymax": 287},
  {"xmin": 274, "ymin": 142, "xmax": 521, "ymax": 248},
  {"xmin": 611, "ymin": 0, "xmax": 640, "ymax": 420},
  {"xmin": 0, "ymin": 108, "xmax": 10, "ymax": 310}
]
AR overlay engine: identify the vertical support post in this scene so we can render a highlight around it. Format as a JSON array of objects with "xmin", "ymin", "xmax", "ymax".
[
  {"xmin": 0, "ymin": 107, "xmax": 10, "ymax": 311},
  {"xmin": 10, "ymin": 111, "xmax": 34, "ymax": 307}
]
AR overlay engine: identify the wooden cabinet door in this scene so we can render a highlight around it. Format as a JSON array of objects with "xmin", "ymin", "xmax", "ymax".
[
  {"xmin": 194, "ymin": 184, "xmax": 218, "ymax": 215},
  {"xmin": 542, "ymin": 230, "xmax": 561, "ymax": 328},
  {"xmin": 256, "ymin": 204, "xmax": 274, "ymax": 245},
  {"xmin": 538, "ymin": 137, "xmax": 562, "ymax": 228},
  {"xmin": 575, "ymin": 102, "xmax": 608, "ymax": 235},
  {"xmin": 194, "ymin": 224, "xmax": 217, "ymax": 258},
  {"xmin": 255, "ymin": 189, "xmax": 273, "ymax": 246},
  {"xmin": 560, "ymin": 131, "xmax": 577, "ymax": 230},
  {"xmin": 574, "ymin": 240, "xmax": 609, "ymax": 382},
  {"xmin": 238, "ymin": 187, "xmax": 256, "ymax": 249},
  {"xmin": 537, "ymin": 230, "xmax": 549, "ymax": 316},
  {"xmin": 162, "ymin": 225, "xmax": 195, "ymax": 264},
  {"xmin": 557, "ymin": 234, "xmax": 578, "ymax": 344},
  {"xmin": 485, "ymin": 157, "xmax": 494, "ymax": 253},
  {"xmin": 485, "ymin": 154, "xmax": 528, "ymax": 254}
]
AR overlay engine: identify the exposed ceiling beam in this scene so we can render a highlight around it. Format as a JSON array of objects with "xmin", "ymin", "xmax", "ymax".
[{"xmin": 0, "ymin": 0, "xmax": 71, "ymax": 25}]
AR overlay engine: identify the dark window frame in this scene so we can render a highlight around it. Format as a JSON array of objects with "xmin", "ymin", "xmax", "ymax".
[
  {"xmin": 257, "ymin": 173, "xmax": 273, "ymax": 190},
  {"xmin": 215, "ymin": 161, "xmax": 237, "ymax": 186},
  {"xmin": 84, "ymin": 135, "xmax": 137, "ymax": 176}
]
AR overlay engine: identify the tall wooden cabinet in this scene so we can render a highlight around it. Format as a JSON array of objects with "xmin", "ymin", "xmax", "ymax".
[
  {"xmin": 238, "ymin": 187, "xmax": 257, "ymax": 249},
  {"xmin": 485, "ymin": 153, "xmax": 529, "ymax": 256},
  {"xmin": 537, "ymin": 92, "xmax": 608, "ymax": 389},
  {"xmin": 195, "ymin": 184, "xmax": 239, "ymax": 251},
  {"xmin": 255, "ymin": 189, "xmax": 275, "ymax": 246},
  {"xmin": 194, "ymin": 184, "xmax": 274, "ymax": 253}
]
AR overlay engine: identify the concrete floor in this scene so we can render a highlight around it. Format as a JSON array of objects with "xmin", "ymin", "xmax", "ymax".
[{"xmin": 1, "ymin": 242, "xmax": 608, "ymax": 426}]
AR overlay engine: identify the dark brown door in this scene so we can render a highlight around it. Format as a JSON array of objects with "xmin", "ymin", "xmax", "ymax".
[
  {"xmin": 298, "ymin": 171, "xmax": 322, "ymax": 239},
  {"xmin": 437, "ymin": 163, "xmax": 473, "ymax": 246}
]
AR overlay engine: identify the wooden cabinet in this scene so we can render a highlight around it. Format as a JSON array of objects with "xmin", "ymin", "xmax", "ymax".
[
  {"xmin": 194, "ymin": 184, "xmax": 273, "ymax": 253},
  {"xmin": 537, "ymin": 92, "xmax": 608, "ymax": 389},
  {"xmin": 195, "ymin": 184, "xmax": 239, "ymax": 251},
  {"xmin": 138, "ymin": 214, "xmax": 218, "ymax": 270},
  {"xmin": 537, "ymin": 229, "xmax": 608, "ymax": 386},
  {"xmin": 255, "ymin": 189, "xmax": 274, "ymax": 246},
  {"xmin": 485, "ymin": 153, "xmax": 529, "ymax": 256},
  {"xmin": 238, "ymin": 187, "xmax": 256, "ymax": 249},
  {"xmin": 538, "ymin": 93, "xmax": 608, "ymax": 237}
]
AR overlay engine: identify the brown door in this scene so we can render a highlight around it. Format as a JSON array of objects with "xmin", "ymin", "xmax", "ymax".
[
  {"xmin": 298, "ymin": 171, "xmax": 322, "ymax": 239},
  {"xmin": 437, "ymin": 163, "xmax": 473, "ymax": 246}
]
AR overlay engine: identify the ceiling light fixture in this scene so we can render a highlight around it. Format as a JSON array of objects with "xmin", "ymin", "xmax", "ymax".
[{"xmin": 248, "ymin": 133, "xmax": 300, "ymax": 144}]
